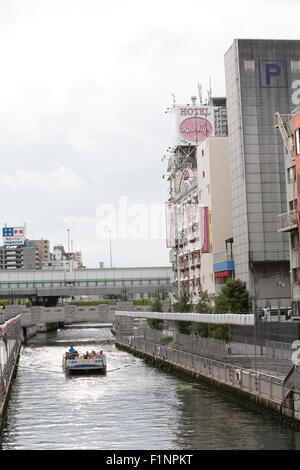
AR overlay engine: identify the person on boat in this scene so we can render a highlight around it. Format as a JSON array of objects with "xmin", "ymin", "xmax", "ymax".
[{"xmin": 69, "ymin": 345, "xmax": 75, "ymax": 356}]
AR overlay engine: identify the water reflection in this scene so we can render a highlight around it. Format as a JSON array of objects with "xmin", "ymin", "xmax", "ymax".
[{"xmin": 1, "ymin": 325, "xmax": 300, "ymax": 450}]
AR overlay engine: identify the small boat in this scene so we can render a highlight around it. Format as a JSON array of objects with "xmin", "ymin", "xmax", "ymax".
[{"xmin": 62, "ymin": 350, "xmax": 107, "ymax": 374}]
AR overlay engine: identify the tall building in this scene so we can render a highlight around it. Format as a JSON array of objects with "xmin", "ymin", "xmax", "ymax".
[
  {"xmin": 29, "ymin": 239, "xmax": 50, "ymax": 269},
  {"xmin": 166, "ymin": 95, "xmax": 229, "ymax": 300},
  {"xmin": 224, "ymin": 39, "xmax": 300, "ymax": 311},
  {"xmin": 0, "ymin": 244, "xmax": 39, "ymax": 269}
]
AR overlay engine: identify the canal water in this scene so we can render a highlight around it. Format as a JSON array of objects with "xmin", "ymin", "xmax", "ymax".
[{"xmin": 1, "ymin": 325, "xmax": 300, "ymax": 450}]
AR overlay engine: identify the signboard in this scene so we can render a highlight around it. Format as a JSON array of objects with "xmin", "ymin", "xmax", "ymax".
[
  {"xmin": 165, "ymin": 202, "xmax": 176, "ymax": 248},
  {"xmin": 2, "ymin": 226, "xmax": 26, "ymax": 246},
  {"xmin": 200, "ymin": 207, "xmax": 210, "ymax": 253},
  {"xmin": 172, "ymin": 105, "xmax": 214, "ymax": 146}
]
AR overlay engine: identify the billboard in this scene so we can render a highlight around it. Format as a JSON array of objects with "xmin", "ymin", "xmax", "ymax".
[
  {"xmin": 200, "ymin": 207, "xmax": 210, "ymax": 253},
  {"xmin": 2, "ymin": 227, "xmax": 26, "ymax": 246},
  {"xmin": 165, "ymin": 202, "xmax": 176, "ymax": 248},
  {"xmin": 172, "ymin": 105, "xmax": 214, "ymax": 146}
]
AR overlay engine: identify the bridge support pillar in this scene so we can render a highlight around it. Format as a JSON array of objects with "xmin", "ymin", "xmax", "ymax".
[{"xmin": 30, "ymin": 296, "xmax": 59, "ymax": 307}]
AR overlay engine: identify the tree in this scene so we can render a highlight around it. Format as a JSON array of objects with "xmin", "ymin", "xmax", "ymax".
[
  {"xmin": 195, "ymin": 289, "xmax": 213, "ymax": 313},
  {"xmin": 172, "ymin": 287, "xmax": 193, "ymax": 313},
  {"xmin": 214, "ymin": 278, "xmax": 249, "ymax": 314},
  {"xmin": 172, "ymin": 288, "xmax": 193, "ymax": 334},
  {"xmin": 151, "ymin": 296, "xmax": 162, "ymax": 312},
  {"xmin": 147, "ymin": 318, "xmax": 164, "ymax": 331}
]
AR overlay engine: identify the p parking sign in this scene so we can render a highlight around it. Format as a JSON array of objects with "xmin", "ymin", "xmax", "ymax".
[{"xmin": 259, "ymin": 59, "xmax": 288, "ymax": 88}]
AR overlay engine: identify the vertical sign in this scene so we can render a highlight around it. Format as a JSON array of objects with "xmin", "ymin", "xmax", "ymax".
[
  {"xmin": 165, "ymin": 202, "xmax": 176, "ymax": 248},
  {"xmin": 200, "ymin": 207, "xmax": 210, "ymax": 253}
]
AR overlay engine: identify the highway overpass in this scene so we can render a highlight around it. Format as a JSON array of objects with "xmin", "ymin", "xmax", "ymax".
[{"xmin": 0, "ymin": 266, "xmax": 173, "ymax": 305}]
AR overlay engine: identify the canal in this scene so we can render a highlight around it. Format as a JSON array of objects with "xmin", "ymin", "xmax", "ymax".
[{"xmin": 1, "ymin": 324, "xmax": 300, "ymax": 450}]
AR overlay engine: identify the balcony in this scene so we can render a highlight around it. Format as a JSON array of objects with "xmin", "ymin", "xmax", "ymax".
[{"xmin": 277, "ymin": 210, "xmax": 298, "ymax": 232}]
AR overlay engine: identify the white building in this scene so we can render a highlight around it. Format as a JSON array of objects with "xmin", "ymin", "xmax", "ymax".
[
  {"xmin": 166, "ymin": 95, "xmax": 230, "ymax": 301},
  {"xmin": 42, "ymin": 245, "xmax": 83, "ymax": 271},
  {"xmin": 196, "ymin": 136, "xmax": 233, "ymax": 296}
]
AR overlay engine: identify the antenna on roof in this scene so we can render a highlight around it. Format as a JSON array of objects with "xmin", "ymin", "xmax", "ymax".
[
  {"xmin": 198, "ymin": 84, "xmax": 202, "ymax": 105},
  {"xmin": 207, "ymin": 77, "xmax": 213, "ymax": 105}
]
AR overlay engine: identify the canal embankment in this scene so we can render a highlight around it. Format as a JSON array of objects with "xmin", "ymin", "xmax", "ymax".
[
  {"xmin": 0, "ymin": 314, "xmax": 23, "ymax": 438},
  {"xmin": 114, "ymin": 311, "xmax": 300, "ymax": 429}
]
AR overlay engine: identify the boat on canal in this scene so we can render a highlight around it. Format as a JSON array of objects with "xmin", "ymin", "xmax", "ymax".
[{"xmin": 62, "ymin": 349, "xmax": 107, "ymax": 374}]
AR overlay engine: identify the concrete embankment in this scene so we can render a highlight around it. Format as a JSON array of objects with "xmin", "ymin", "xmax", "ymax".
[
  {"xmin": 0, "ymin": 343, "xmax": 21, "ymax": 438},
  {"xmin": 115, "ymin": 340, "xmax": 300, "ymax": 430}
]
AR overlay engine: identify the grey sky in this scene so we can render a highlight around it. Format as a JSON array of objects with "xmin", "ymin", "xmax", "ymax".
[{"xmin": 0, "ymin": 0, "xmax": 298, "ymax": 268}]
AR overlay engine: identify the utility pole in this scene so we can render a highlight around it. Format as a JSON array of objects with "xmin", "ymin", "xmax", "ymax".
[{"xmin": 109, "ymin": 230, "xmax": 112, "ymax": 268}]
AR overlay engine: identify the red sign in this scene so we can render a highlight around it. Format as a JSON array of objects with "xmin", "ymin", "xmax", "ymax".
[
  {"xmin": 179, "ymin": 117, "xmax": 213, "ymax": 144},
  {"xmin": 214, "ymin": 271, "xmax": 229, "ymax": 279}
]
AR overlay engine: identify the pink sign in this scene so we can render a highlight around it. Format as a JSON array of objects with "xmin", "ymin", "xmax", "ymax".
[{"xmin": 179, "ymin": 117, "xmax": 213, "ymax": 143}]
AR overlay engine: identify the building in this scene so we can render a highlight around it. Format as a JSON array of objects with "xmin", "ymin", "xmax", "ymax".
[
  {"xmin": 224, "ymin": 39, "xmax": 300, "ymax": 311},
  {"xmin": 276, "ymin": 107, "xmax": 300, "ymax": 314},
  {"xmin": 0, "ymin": 244, "xmax": 39, "ymax": 270},
  {"xmin": 196, "ymin": 136, "xmax": 233, "ymax": 295},
  {"xmin": 29, "ymin": 239, "xmax": 50, "ymax": 269},
  {"xmin": 166, "ymin": 94, "xmax": 229, "ymax": 301},
  {"xmin": 42, "ymin": 244, "xmax": 83, "ymax": 270}
]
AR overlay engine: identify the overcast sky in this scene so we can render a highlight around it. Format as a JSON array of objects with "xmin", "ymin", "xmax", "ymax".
[{"xmin": 0, "ymin": 0, "xmax": 298, "ymax": 268}]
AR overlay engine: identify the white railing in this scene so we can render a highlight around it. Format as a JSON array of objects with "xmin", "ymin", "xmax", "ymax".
[{"xmin": 116, "ymin": 311, "xmax": 255, "ymax": 326}]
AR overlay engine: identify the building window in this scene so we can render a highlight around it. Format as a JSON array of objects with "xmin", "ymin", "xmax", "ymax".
[
  {"xmin": 296, "ymin": 129, "xmax": 300, "ymax": 155},
  {"xmin": 288, "ymin": 166, "xmax": 296, "ymax": 183},
  {"xmin": 244, "ymin": 60, "xmax": 255, "ymax": 70},
  {"xmin": 291, "ymin": 231, "xmax": 299, "ymax": 249},
  {"xmin": 291, "ymin": 60, "xmax": 300, "ymax": 71}
]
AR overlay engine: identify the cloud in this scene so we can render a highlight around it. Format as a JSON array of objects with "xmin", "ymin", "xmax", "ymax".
[
  {"xmin": 0, "ymin": 167, "xmax": 86, "ymax": 191},
  {"xmin": 0, "ymin": 0, "xmax": 297, "ymax": 268}
]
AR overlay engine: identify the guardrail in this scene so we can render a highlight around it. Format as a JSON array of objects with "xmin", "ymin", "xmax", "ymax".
[{"xmin": 116, "ymin": 333, "xmax": 291, "ymax": 404}]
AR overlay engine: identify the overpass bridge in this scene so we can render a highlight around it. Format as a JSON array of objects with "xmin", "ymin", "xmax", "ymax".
[{"xmin": 0, "ymin": 266, "xmax": 173, "ymax": 306}]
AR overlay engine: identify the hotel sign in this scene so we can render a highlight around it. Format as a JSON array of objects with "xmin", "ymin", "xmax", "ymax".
[{"xmin": 172, "ymin": 105, "xmax": 214, "ymax": 146}]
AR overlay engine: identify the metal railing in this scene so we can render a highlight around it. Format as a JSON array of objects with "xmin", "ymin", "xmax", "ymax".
[
  {"xmin": 116, "ymin": 333, "xmax": 289, "ymax": 404},
  {"xmin": 277, "ymin": 210, "xmax": 298, "ymax": 233}
]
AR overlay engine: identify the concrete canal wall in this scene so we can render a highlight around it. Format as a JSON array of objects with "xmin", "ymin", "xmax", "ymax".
[
  {"xmin": 115, "ymin": 338, "xmax": 300, "ymax": 429},
  {"xmin": 0, "ymin": 314, "xmax": 23, "ymax": 438},
  {"xmin": 114, "ymin": 310, "xmax": 300, "ymax": 429}
]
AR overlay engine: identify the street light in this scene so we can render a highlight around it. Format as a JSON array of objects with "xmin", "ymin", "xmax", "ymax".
[{"xmin": 67, "ymin": 228, "xmax": 70, "ymax": 272}]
